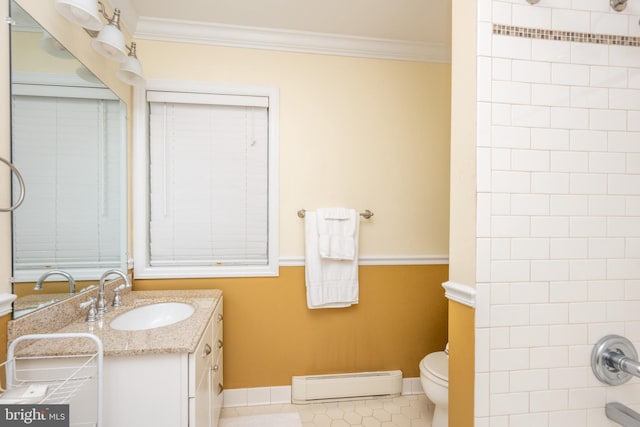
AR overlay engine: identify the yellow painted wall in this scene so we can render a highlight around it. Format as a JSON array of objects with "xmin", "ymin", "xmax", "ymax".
[
  {"xmin": 448, "ymin": 300, "xmax": 475, "ymax": 427},
  {"xmin": 135, "ymin": 264, "xmax": 449, "ymax": 388},
  {"xmin": 136, "ymin": 40, "xmax": 452, "ymax": 257}
]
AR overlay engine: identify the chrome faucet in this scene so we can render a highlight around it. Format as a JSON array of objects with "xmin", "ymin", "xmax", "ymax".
[
  {"xmin": 34, "ymin": 270, "xmax": 76, "ymax": 294},
  {"xmin": 97, "ymin": 269, "xmax": 131, "ymax": 317}
]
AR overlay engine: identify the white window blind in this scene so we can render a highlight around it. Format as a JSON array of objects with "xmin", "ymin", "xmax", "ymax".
[
  {"xmin": 147, "ymin": 94, "xmax": 270, "ymax": 268},
  {"xmin": 11, "ymin": 95, "xmax": 123, "ymax": 272}
]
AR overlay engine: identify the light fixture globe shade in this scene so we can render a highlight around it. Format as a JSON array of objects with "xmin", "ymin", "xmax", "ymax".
[
  {"xmin": 55, "ymin": 0, "xmax": 103, "ymax": 31},
  {"xmin": 91, "ymin": 24, "xmax": 127, "ymax": 63},
  {"xmin": 116, "ymin": 56, "xmax": 145, "ymax": 87},
  {"xmin": 40, "ymin": 32, "xmax": 73, "ymax": 59}
]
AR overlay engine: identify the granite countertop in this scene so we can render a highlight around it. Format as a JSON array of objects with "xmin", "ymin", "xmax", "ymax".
[{"xmin": 12, "ymin": 289, "xmax": 222, "ymax": 358}]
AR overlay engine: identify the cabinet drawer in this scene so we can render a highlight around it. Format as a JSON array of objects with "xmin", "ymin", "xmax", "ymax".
[{"xmin": 189, "ymin": 318, "xmax": 214, "ymax": 398}]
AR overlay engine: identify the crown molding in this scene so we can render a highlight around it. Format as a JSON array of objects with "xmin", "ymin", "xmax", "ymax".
[
  {"xmin": 134, "ymin": 17, "xmax": 451, "ymax": 63},
  {"xmin": 442, "ymin": 281, "xmax": 476, "ymax": 308}
]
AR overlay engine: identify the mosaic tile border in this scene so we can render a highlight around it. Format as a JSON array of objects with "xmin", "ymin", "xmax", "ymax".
[{"xmin": 493, "ymin": 24, "xmax": 640, "ymax": 47}]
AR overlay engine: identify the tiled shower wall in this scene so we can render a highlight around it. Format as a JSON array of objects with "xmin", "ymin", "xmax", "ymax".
[{"xmin": 474, "ymin": 0, "xmax": 640, "ymax": 425}]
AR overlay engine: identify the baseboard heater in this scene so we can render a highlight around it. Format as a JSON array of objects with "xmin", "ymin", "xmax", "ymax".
[{"xmin": 291, "ymin": 370, "xmax": 403, "ymax": 404}]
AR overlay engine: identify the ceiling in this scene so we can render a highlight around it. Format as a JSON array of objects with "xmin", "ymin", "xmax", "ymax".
[{"xmin": 115, "ymin": 0, "xmax": 452, "ymax": 62}]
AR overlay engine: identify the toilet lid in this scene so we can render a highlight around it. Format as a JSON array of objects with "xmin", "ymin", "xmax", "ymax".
[{"xmin": 422, "ymin": 351, "xmax": 448, "ymax": 381}]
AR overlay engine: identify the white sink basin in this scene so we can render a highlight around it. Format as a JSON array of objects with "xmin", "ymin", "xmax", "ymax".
[{"xmin": 110, "ymin": 302, "xmax": 195, "ymax": 331}]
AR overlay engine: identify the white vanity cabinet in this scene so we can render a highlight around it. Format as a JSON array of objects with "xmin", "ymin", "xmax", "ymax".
[{"xmin": 103, "ymin": 297, "xmax": 223, "ymax": 427}]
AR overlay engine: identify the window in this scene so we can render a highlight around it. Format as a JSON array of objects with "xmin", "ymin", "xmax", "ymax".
[{"xmin": 134, "ymin": 82, "xmax": 279, "ymax": 278}]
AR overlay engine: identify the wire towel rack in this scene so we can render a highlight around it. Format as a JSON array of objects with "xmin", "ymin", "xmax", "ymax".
[{"xmin": 297, "ymin": 209, "xmax": 374, "ymax": 219}]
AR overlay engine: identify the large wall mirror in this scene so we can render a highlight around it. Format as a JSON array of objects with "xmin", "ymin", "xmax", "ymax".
[{"xmin": 9, "ymin": 0, "xmax": 128, "ymax": 318}]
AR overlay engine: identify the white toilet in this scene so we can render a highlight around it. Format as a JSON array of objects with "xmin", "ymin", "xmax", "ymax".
[{"xmin": 419, "ymin": 348, "xmax": 449, "ymax": 427}]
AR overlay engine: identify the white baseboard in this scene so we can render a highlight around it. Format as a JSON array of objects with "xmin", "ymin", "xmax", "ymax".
[{"xmin": 223, "ymin": 378, "xmax": 424, "ymax": 408}]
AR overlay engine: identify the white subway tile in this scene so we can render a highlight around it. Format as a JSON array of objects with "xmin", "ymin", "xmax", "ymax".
[
  {"xmin": 571, "ymin": 0, "xmax": 609, "ymax": 12},
  {"xmin": 609, "ymin": 174, "xmax": 640, "ymax": 195},
  {"xmin": 590, "ymin": 66, "xmax": 628, "ymax": 88},
  {"xmin": 492, "ymin": 58, "xmax": 512, "ymax": 81},
  {"xmin": 511, "ymin": 238, "xmax": 550, "ymax": 260},
  {"xmin": 569, "ymin": 387, "xmax": 606, "ymax": 409},
  {"xmin": 569, "ymin": 129, "xmax": 607, "ymax": 151},
  {"xmin": 531, "ymin": 128, "xmax": 569, "ymax": 150},
  {"xmin": 510, "ymin": 325, "xmax": 549, "ymax": 347},
  {"xmin": 550, "ymin": 107, "xmax": 589, "ymax": 130},
  {"xmin": 532, "ymin": 39, "xmax": 571, "ymax": 63},
  {"xmin": 589, "ymin": 109, "xmax": 627, "ymax": 131},
  {"xmin": 512, "ymin": 105, "xmax": 551, "ymax": 128},
  {"xmin": 588, "ymin": 196, "xmax": 625, "ymax": 216},
  {"xmin": 570, "ymin": 86, "xmax": 608, "ymax": 109},
  {"xmin": 512, "ymin": 3, "xmax": 551, "ymax": 28},
  {"xmin": 591, "ymin": 12, "xmax": 628, "ymax": 36},
  {"xmin": 608, "ymin": 131, "xmax": 640, "ymax": 153},
  {"xmin": 552, "ymin": 63, "xmax": 590, "ymax": 86},
  {"xmin": 531, "ymin": 216, "xmax": 570, "ymax": 237},
  {"xmin": 569, "ymin": 173, "xmax": 607, "ymax": 194},
  {"xmin": 490, "ymin": 392, "xmax": 530, "ymax": 416},
  {"xmin": 510, "ymin": 281, "xmax": 549, "ymax": 304},
  {"xmin": 512, "ymin": 60, "xmax": 551, "ymax": 84},
  {"xmin": 627, "ymin": 197, "xmax": 640, "ymax": 215},
  {"xmin": 492, "ymin": 125, "xmax": 531, "ymax": 148},
  {"xmin": 512, "ymin": 150, "xmax": 550, "ymax": 172},
  {"xmin": 629, "ymin": 69, "xmax": 640, "ymax": 89},
  {"xmin": 492, "ymin": 103, "xmax": 511, "ymax": 126},
  {"xmin": 551, "ymin": 9, "xmax": 591, "ymax": 32},
  {"xmin": 625, "ymin": 320, "xmax": 640, "ymax": 341},
  {"xmin": 475, "ymin": 373, "xmax": 490, "ymax": 417},
  {"xmin": 478, "ymin": 56, "xmax": 492, "ymax": 102},
  {"xmin": 491, "ymin": 282, "xmax": 511, "ymax": 305},
  {"xmin": 549, "ymin": 410, "xmax": 587, "ymax": 427},
  {"xmin": 549, "ymin": 367, "xmax": 589, "ymax": 389},
  {"xmin": 492, "ymin": 148, "xmax": 511, "ymax": 170},
  {"xmin": 478, "ymin": 102, "xmax": 492, "ymax": 145},
  {"xmin": 492, "ymin": 193, "xmax": 511, "ymax": 215},
  {"xmin": 608, "ymin": 216, "xmax": 640, "ymax": 236},
  {"xmin": 610, "ymin": 45, "xmax": 640, "ymax": 68},
  {"xmin": 550, "ymin": 238, "xmax": 588, "ymax": 259},
  {"xmin": 477, "ymin": 148, "xmax": 491, "ymax": 193},
  {"xmin": 627, "ymin": 154, "xmax": 640, "ymax": 173},
  {"xmin": 477, "ymin": 0, "xmax": 491, "ymax": 22},
  {"xmin": 532, "ymin": 84, "xmax": 571, "ymax": 107},
  {"xmin": 476, "ymin": 326, "xmax": 491, "ymax": 369},
  {"xmin": 478, "ymin": 193, "xmax": 491, "ymax": 237},
  {"xmin": 550, "ymin": 194, "xmax": 588, "ymax": 215},
  {"xmin": 491, "ymin": 260, "xmax": 531, "ymax": 282},
  {"xmin": 550, "ymin": 281, "xmax": 588, "ymax": 302},
  {"xmin": 549, "ymin": 324, "xmax": 589, "ymax": 346},
  {"xmin": 571, "ymin": 43, "xmax": 609, "ymax": 66},
  {"xmin": 491, "ymin": 372, "xmax": 509, "ymax": 395},
  {"xmin": 587, "ymin": 323, "xmax": 625, "ymax": 344},
  {"xmin": 626, "ymin": 300, "xmax": 640, "ymax": 321},
  {"xmin": 570, "ymin": 217, "xmax": 607, "ymax": 237},
  {"xmin": 606, "ymin": 301, "xmax": 627, "ymax": 321},
  {"xmin": 530, "ymin": 389, "xmax": 569, "ymax": 412},
  {"xmin": 478, "ymin": 239, "xmax": 492, "ymax": 283},
  {"xmin": 626, "ymin": 237, "xmax": 640, "ymax": 257},
  {"xmin": 493, "ymin": 35, "xmax": 531, "ymax": 60},
  {"xmin": 510, "ymin": 194, "xmax": 549, "ymax": 216},
  {"xmin": 629, "ymin": 111, "xmax": 640, "ymax": 131},
  {"xmin": 492, "ymin": 1, "xmax": 512, "ymax": 25},
  {"xmin": 492, "ymin": 171, "xmax": 531, "ymax": 193},
  {"xmin": 568, "ymin": 344, "xmax": 592, "ymax": 368},
  {"xmin": 531, "ymin": 260, "xmax": 570, "ymax": 281},
  {"xmin": 569, "ymin": 301, "xmax": 607, "ymax": 323},
  {"xmin": 531, "ymin": 172, "xmax": 570, "ymax": 193},
  {"xmin": 588, "ymin": 152, "xmax": 625, "ymax": 173},
  {"xmin": 491, "ymin": 349, "xmax": 531, "ymax": 371},
  {"xmin": 550, "ymin": 151, "xmax": 588, "ymax": 173},
  {"xmin": 510, "ymin": 369, "xmax": 549, "ymax": 392},
  {"xmin": 478, "ymin": 21, "xmax": 493, "ymax": 57},
  {"xmin": 491, "ymin": 239, "xmax": 510, "ymax": 261},
  {"xmin": 569, "ymin": 259, "xmax": 607, "ymax": 281},
  {"xmin": 588, "ymin": 237, "xmax": 625, "ymax": 258},
  {"xmin": 530, "ymin": 303, "xmax": 569, "ymax": 325},
  {"xmin": 629, "ymin": 15, "xmax": 640, "ymax": 37},
  {"xmin": 510, "ymin": 412, "xmax": 549, "ymax": 426},
  {"xmin": 530, "ymin": 346, "xmax": 569, "ymax": 368},
  {"xmin": 491, "ymin": 326, "xmax": 510, "ymax": 349},
  {"xmin": 608, "ymin": 259, "xmax": 640, "ymax": 280},
  {"xmin": 610, "ymin": 88, "xmax": 640, "ymax": 110},
  {"xmin": 492, "ymin": 81, "xmax": 531, "ymax": 104}
]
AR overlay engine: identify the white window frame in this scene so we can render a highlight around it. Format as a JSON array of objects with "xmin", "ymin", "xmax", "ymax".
[{"xmin": 133, "ymin": 80, "xmax": 279, "ymax": 279}]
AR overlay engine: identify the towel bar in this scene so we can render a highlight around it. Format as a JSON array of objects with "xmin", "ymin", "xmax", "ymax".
[{"xmin": 297, "ymin": 209, "xmax": 374, "ymax": 219}]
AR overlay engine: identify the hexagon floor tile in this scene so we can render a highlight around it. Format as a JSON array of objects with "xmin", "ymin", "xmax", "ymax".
[{"xmin": 221, "ymin": 395, "xmax": 434, "ymax": 426}]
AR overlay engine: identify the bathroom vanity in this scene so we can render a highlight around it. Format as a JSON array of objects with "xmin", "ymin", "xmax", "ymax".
[{"xmin": 7, "ymin": 288, "xmax": 223, "ymax": 427}]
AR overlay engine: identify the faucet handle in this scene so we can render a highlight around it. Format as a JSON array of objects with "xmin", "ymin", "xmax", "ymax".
[
  {"xmin": 112, "ymin": 288, "xmax": 123, "ymax": 308},
  {"xmin": 80, "ymin": 298, "xmax": 97, "ymax": 322}
]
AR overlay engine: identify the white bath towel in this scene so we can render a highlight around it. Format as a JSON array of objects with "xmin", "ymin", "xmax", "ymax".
[
  {"xmin": 305, "ymin": 210, "xmax": 359, "ymax": 309},
  {"xmin": 316, "ymin": 208, "xmax": 357, "ymax": 260}
]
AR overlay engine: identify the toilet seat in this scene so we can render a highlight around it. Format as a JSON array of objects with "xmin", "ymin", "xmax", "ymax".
[{"xmin": 420, "ymin": 351, "xmax": 448, "ymax": 385}]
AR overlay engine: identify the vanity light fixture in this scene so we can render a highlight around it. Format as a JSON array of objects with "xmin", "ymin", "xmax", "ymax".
[
  {"xmin": 610, "ymin": 0, "xmax": 628, "ymax": 11},
  {"xmin": 54, "ymin": 0, "xmax": 145, "ymax": 86},
  {"xmin": 526, "ymin": 0, "xmax": 540, "ymax": 4}
]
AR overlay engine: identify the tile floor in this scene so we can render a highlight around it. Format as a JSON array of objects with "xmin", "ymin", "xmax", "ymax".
[{"xmin": 220, "ymin": 394, "xmax": 434, "ymax": 427}]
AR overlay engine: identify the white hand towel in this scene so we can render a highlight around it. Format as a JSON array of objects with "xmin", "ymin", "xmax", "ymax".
[
  {"xmin": 316, "ymin": 208, "xmax": 357, "ymax": 261},
  {"xmin": 305, "ymin": 211, "xmax": 359, "ymax": 309}
]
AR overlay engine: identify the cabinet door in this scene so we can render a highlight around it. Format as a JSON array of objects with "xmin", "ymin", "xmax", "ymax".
[
  {"xmin": 192, "ymin": 359, "xmax": 211, "ymax": 427},
  {"xmin": 189, "ymin": 315, "xmax": 214, "ymax": 426}
]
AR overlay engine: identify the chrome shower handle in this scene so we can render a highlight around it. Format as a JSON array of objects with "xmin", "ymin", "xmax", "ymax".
[{"xmin": 592, "ymin": 335, "xmax": 640, "ymax": 386}]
